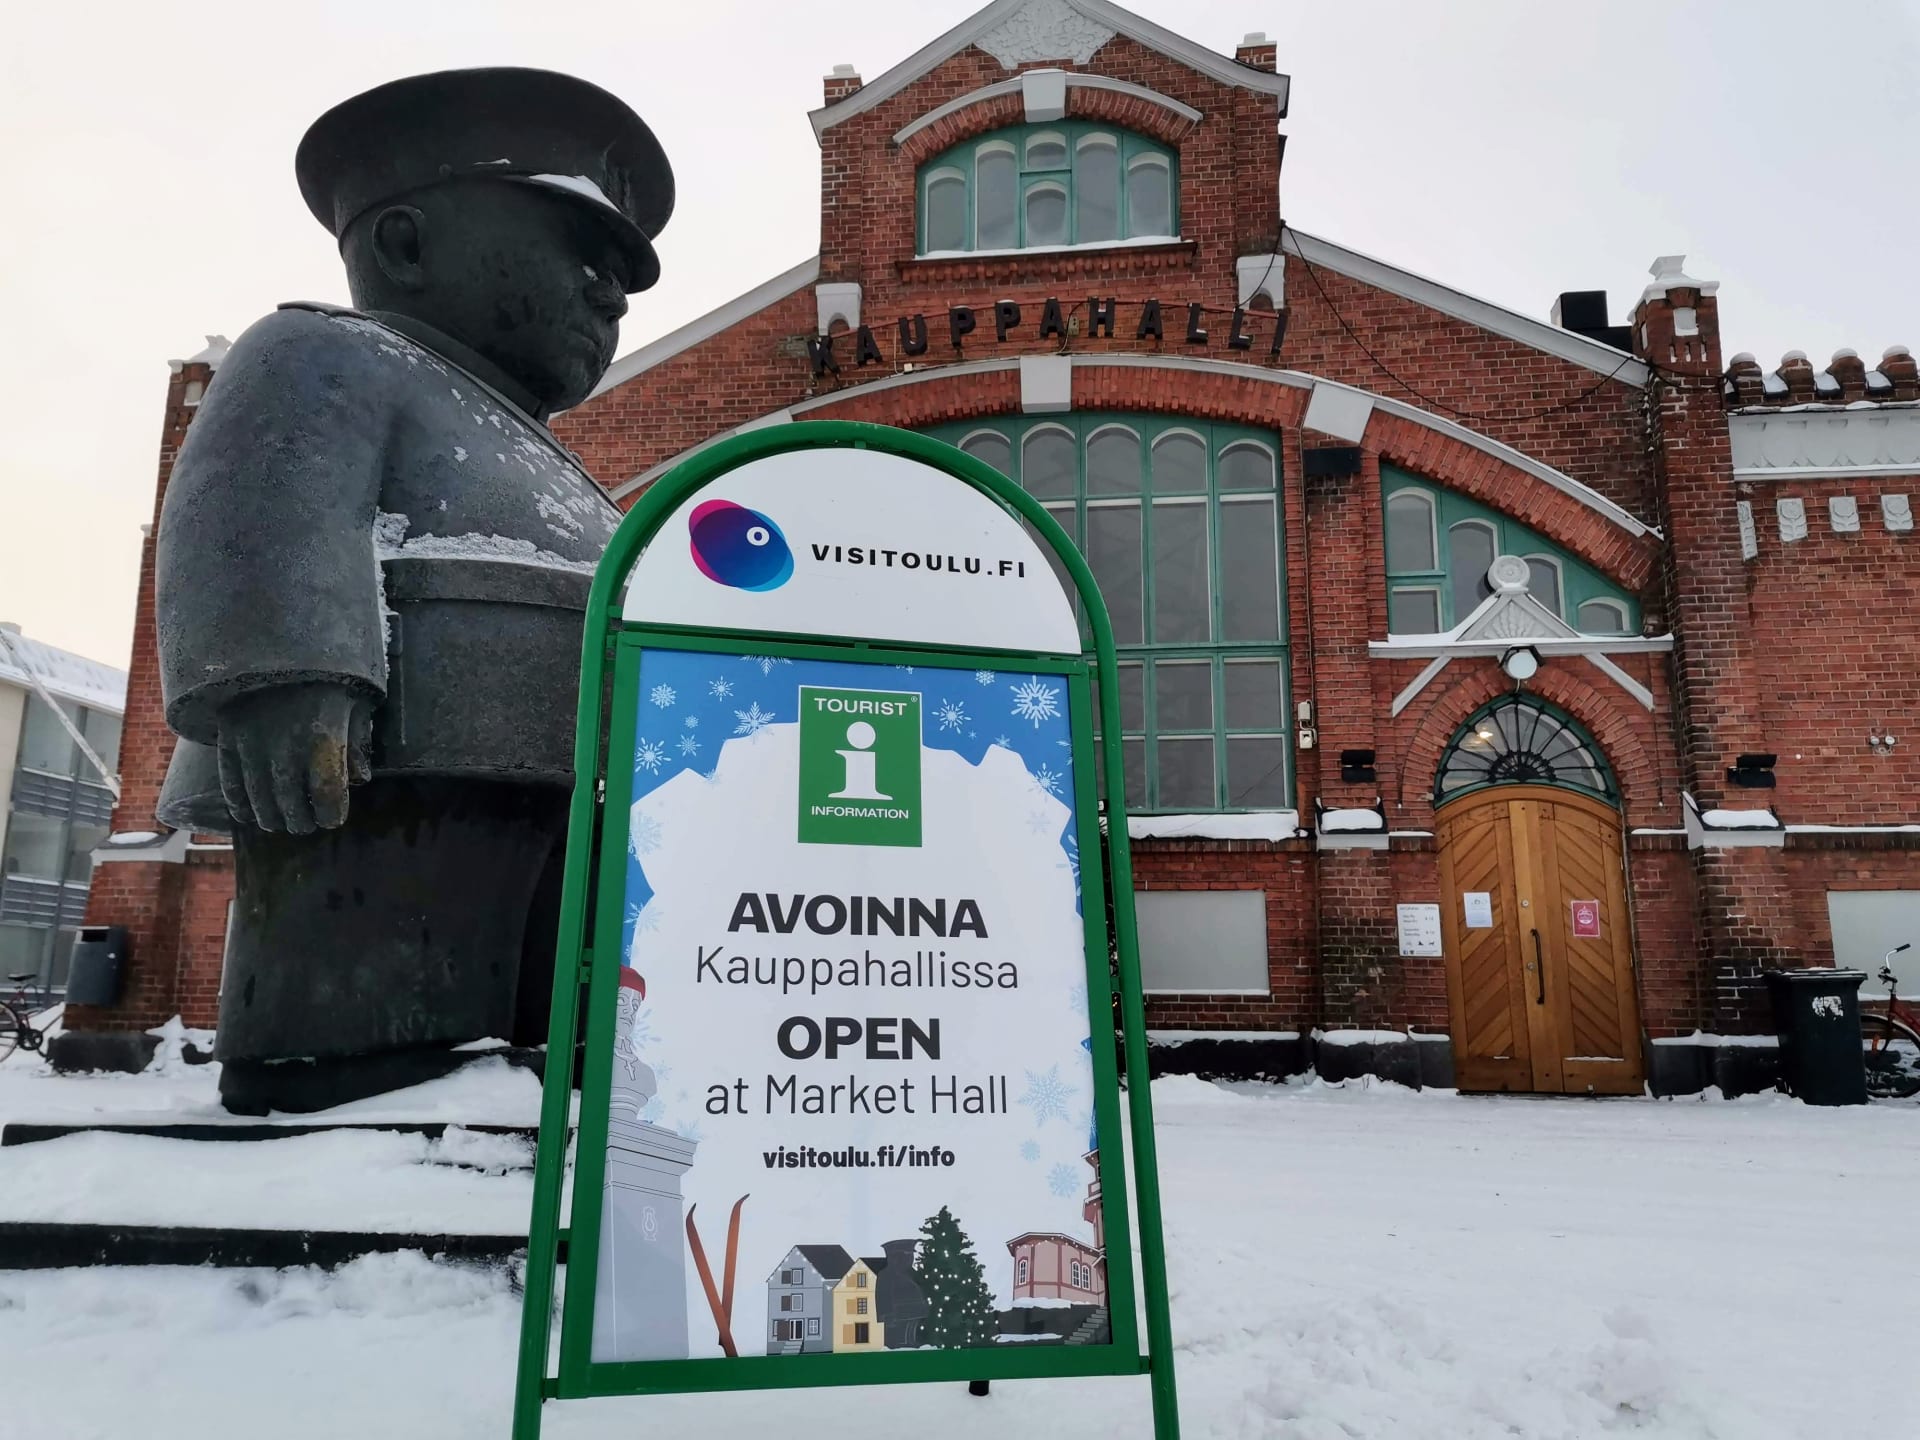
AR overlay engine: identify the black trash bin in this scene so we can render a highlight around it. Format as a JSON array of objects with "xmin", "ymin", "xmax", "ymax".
[
  {"xmin": 65, "ymin": 925, "xmax": 129, "ymax": 1007},
  {"xmin": 1764, "ymin": 968, "xmax": 1869, "ymax": 1106}
]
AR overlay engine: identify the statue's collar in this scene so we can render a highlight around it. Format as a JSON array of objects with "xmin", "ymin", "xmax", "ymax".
[{"xmin": 359, "ymin": 309, "xmax": 555, "ymax": 427}]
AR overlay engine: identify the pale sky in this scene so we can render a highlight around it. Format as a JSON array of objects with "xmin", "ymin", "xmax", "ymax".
[{"xmin": 3, "ymin": 0, "xmax": 1916, "ymax": 669}]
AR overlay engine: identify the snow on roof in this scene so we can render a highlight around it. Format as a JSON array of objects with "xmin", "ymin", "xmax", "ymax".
[{"xmin": 0, "ymin": 626, "xmax": 126, "ymax": 714}]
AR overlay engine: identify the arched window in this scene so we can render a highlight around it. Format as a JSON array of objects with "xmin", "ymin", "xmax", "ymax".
[
  {"xmin": 916, "ymin": 122, "xmax": 1179, "ymax": 254},
  {"xmin": 1523, "ymin": 555, "xmax": 1563, "ymax": 615},
  {"xmin": 922, "ymin": 167, "xmax": 967, "ymax": 254},
  {"xmin": 1436, "ymin": 695, "xmax": 1616, "ymax": 804},
  {"xmin": 1577, "ymin": 598, "xmax": 1630, "ymax": 635},
  {"xmin": 1383, "ymin": 468, "xmax": 1638, "ymax": 635},
  {"xmin": 1448, "ymin": 520, "xmax": 1498, "ymax": 624},
  {"xmin": 959, "ymin": 429, "xmax": 1011, "ymax": 477},
  {"xmin": 974, "ymin": 140, "xmax": 1017, "ymax": 250},
  {"xmin": 923, "ymin": 414, "xmax": 1288, "ymax": 814},
  {"xmin": 1017, "ymin": 1257, "xmax": 1030, "ymax": 1285}
]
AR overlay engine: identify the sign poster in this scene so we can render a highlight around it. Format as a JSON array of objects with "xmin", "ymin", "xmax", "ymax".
[
  {"xmin": 1396, "ymin": 903, "xmax": 1443, "ymax": 956},
  {"xmin": 1570, "ymin": 899, "xmax": 1602, "ymax": 939},
  {"xmin": 591, "ymin": 646, "xmax": 1108, "ymax": 1365},
  {"xmin": 1462, "ymin": 892, "xmax": 1494, "ymax": 930}
]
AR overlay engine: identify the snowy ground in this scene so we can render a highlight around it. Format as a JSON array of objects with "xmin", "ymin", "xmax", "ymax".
[{"xmin": 2, "ymin": 1056, "xmax": 1914, "ymax": 1438}]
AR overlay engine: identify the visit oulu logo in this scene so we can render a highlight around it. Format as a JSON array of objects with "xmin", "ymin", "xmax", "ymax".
[
  {"xmin": 688, "ymin": 499, "xmax": 794, "ymax": 591},
  {"xmin": 797, "ymin": 686, "xmax": 922, "ymax": 848}
]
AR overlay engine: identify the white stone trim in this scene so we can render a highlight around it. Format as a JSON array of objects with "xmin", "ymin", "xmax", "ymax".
[
  {"xmin": 892, "ymin": 71, "xmax": 1206, "ymax": 147},
  {"xmin": 1682, "ymin": 793, "xmax": 1784, "ymax": 851},
  {"xmin": 1315, "ymin": 830, "xmax": 1390, "ymax": 852},
  {"xmin": 1019, "ymin": 354, "xmax": 1072, "ymax": 413},
  {"xmin": 1776, "ymin": 496, "xmax": 1807, "ymax": 543},
  {"xmin": 1283, "ymin": 229, "xmax": 1651, "ymax": 386},
  {"xmin": 1729, "ymin": 407, "xmax": 1920, "ymax": 481},
  {"xmin": 583, "ymin": 256, "xmax": 821, "ymax": 402},
  {"xmin": 815, "ymin": 281, "xmax": 862, "ymax": 335},
  {"xmin": 1236, "ymin": 253, "xmax": 1285, "ymax": 307},
  {"xmin": 1301, "ymin": 381, "xmax": 1374, "ymax": 443},
  {"xmin": 611, "ymin": 355, "xmax": 1661, "ymax": 541},
  {"xmin": 812, "ymin": 0, "xmax": 1288, "ymax": 139},
  {"xmin": 91, "ymin": 829, "xmax": 191, "ymax": 865},
  {"xmin": 1586, "ymin": 652, "xmax": 1655, "ymax": 711},
  {"xmin": 1369, "ymin": 634, "xmax": 1673, "ymax": 659},
  {"xmin": 1390, "ymin": 655, "xmax": 1452, "ymax": 717},
  {"xmin": 1021, "ymin": 68, "xmax": 1068, "ymax": 122}
]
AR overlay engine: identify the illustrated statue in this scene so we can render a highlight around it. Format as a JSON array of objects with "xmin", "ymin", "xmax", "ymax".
[{"xmin": 153, "ymin": 69, "xmax": 672, "ymax": 1113}]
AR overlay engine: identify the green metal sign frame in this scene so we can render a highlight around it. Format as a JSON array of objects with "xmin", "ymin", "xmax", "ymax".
[{"xmin": 513, "ymin": 420, "xmax": 1179, "ymax": 1438}]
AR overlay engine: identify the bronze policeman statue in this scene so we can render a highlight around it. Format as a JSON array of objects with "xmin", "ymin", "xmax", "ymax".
[{"xmin": 154, "ymin": 69, "xmax": 671, "ymax": 1113}]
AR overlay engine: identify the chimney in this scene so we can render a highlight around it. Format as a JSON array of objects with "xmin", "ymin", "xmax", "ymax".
[
  {"xmin": 1882, "ymin": 345, "xmax": 1918, "ymax": 401},
  {"xmin": 824, "ymin": 63, "xmax": 862, "ymax": 105},
  {"xmin": 1632, "ymin": 254, "xmax": 1722, "ymax": 375},
  {"xmin": 1236, "ymin": 31, "xmax": 1278, "ymax": 71},
  {"xmin": 1551, "ymin": 290, "xmax": 1633, "ymax": 351},
  {"xmin": 1777, "ymin": 350, "xmax": 1816, "ymax": 404}
]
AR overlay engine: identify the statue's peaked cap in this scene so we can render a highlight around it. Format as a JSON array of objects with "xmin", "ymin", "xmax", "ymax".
[{"xmin": 295, "ymin": 67, "xmax": 673, "ymax": 292}]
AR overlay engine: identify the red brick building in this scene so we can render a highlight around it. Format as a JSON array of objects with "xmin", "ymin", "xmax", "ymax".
[{"xmin": 66, "ymin": 0, "xmax": 1920, "ymax": 1094}]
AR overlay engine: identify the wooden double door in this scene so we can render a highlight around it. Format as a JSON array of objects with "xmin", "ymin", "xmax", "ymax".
[{"xmin": 1435, "ymin": 786, "xmax": 1644, "ymax": 1094}]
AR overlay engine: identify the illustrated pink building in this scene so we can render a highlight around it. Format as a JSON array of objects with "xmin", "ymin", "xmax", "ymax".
[{"xmin": 1008, "ymin": 1149, "xmax": 1107, "ymax": 1305}]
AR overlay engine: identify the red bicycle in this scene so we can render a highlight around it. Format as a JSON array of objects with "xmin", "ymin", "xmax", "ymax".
[
  {"xmin": 1863, "ymin": 944, "xmax": 1920, "ymax": 1099},
  {"xmin": 0, "ymin": 971, "xmax": 52, "ymax": 1064}
]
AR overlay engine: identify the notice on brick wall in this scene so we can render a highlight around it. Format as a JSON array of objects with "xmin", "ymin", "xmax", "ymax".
[{"xmin": 1396, "ymin": 903, "xmax": 1443, "ymax": 956}]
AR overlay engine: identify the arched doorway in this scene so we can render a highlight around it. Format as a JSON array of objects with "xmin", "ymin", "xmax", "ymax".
[{"xmin": 1432, "ymin": 695, "xmax": 1645, "ymax": 1095}]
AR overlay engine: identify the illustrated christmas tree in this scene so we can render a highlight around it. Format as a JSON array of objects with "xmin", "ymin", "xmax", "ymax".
[{"xmin": 911, "ymin": 1206, "xmax": 998, "ymax": 1348}]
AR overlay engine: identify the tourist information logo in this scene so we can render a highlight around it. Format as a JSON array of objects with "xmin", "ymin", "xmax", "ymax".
[{"xmin": 797, "ymin": 686, "xmax": 922, "ymax": 847}]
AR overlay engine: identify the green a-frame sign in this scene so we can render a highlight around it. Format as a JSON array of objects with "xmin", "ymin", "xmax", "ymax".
[{"xmin": 513, "ymin": 421, "xmax": 1179, "ymax": 1437}]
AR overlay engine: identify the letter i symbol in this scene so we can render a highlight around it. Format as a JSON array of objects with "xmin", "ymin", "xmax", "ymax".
[{"xmin": 831, "ymin": 721, "xmax": 891, "ymax": 801}]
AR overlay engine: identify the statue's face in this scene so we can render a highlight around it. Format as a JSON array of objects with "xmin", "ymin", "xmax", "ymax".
[{"xmin": 373, "ymin": 181, "xmax": 633, "ymax": 412}]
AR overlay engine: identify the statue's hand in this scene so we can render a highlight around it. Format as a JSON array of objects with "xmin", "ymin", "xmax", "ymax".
[{"xmin": 214, "ymin": 683, "xmax": 374, "ymax": 835}]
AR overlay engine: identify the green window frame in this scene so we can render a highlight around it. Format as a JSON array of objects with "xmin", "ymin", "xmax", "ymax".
[
  {"xmin": 1382, "ymin": 466, "xmax": 1639, "ymax": 636},
  {"xmin": 924, "ymin": 414, "xmax": 1290, "ymax": 814},
  {"xmin": 916, "ymin": 121, "xmax": 1179, "ymax": 256}
]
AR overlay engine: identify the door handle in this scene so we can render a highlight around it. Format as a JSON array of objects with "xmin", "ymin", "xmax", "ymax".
[{"xmin": 1531, "ymin": 928, "xmax": 1545, "ymax": 1005}]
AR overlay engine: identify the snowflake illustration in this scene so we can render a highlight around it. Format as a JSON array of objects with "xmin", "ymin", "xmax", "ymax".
[
  {"xmin": 684, "ymin": 715, "xmax": 699, "ymax": 728},
  {"xmin": 648, "ymin": 684, "xmax": 676, "ymax": 708},
  {"xmin": 627, "ymin": 901, "xmax": 662, "ymax": 934},
  {"xmin": 635, "ymin": 739, "xmax": 667, "ymax": 773},
  {"xmin": 893, "ymin": 665, "xmax": 916, "ymax": 675},
  {"xmin": 1026, "ymin": 810, "xmax": 1057, "ymax": 835},
  {"xmin": 1017, "ymin": 1064, "xmax": 1076, "ymax": 1128},
  {"xmin": 733, "ymin": 702, "xmax": 776, "ymax": 736},
  {"xmin": 678, "ymin": 735, "xmax": 700, "ymax": 757},
  {"xmin": 708, "ymin": 677, "xmax": 735, "ymax": 699},
  {"xmin": 1033, "ymin": 764, "xmax": 1063, "ymax": 795},
  {"xmin": 935, "ymin": 699, "xmax": 968, "ymax": 732},
  {"xmin": 1060, "ymin": 836, "xmax": 1081, "ymax": 901},
  {"xmin": 1020, "ymin": 1140, "xmax": 1041, "ymax": 1163},
  {"xmin": 743, "ymin": 656, "xmax": 792, "ymax": 676},
  {"xmin": 629, "ymin": 810, "xmax": 663, "ymax": 857},
  {"xmin": 673, "ymin": 1120, "xmax": 705, "ymax": 1144},
  {"xmin": 975, "ymin": 670, "xmax": 997, "ymax": 686},
  {"xmin": 1010, "ymin": 678, "xmax": 1061, "ymax": 728},
  {"xmin": 1047, "ymin": 1163, "xmax": 1080, "ymax": 1198},
  {"xmin": 992, "ymin": 734, "xmax": 1011, "ymax": 749}
]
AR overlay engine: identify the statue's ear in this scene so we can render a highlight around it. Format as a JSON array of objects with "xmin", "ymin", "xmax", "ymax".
[{"xmin": 369, "ymin": 205, "xmax": 427, "ymax": 291}]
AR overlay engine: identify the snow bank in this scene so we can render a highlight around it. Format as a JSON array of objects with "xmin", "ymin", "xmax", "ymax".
[
  {"xmin": 4, "ymin": 1079, "xmax": 1915, "ymax": 1436},
  {"xmin": 1127, "ymin": 811, "xmax": 1299, "ymax": 841}
]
